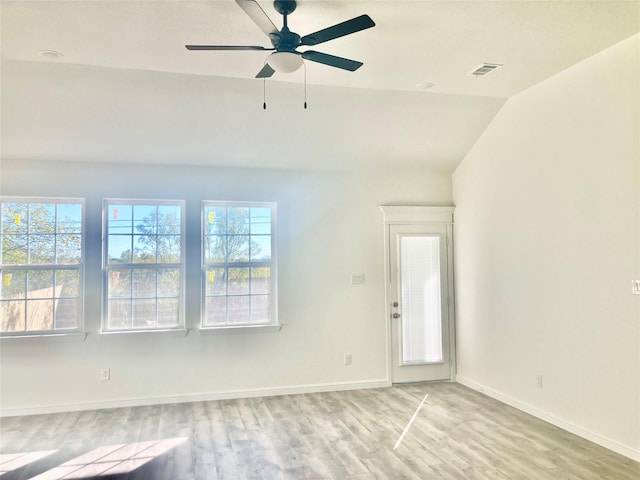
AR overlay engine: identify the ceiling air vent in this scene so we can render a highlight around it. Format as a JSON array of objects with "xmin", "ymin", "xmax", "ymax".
[{"xmin": 469, "ymin": 63, "xmax": 502, "ymax": 77}]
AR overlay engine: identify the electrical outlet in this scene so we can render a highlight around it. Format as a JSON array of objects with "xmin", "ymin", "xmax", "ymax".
[
  {"xmin": 344, "ymin": 354, "xmax": 353, "ymax": 366},
  {"xmin": 536, "ymin": 375, "xmax": 543, "ymax": 389},
  {"xmin": 101, "ymin": 368, "xmax": 111, "ymax": 381},
  {"xmin": 351, "ymin": 274, "xmax": 365, "ymax": 285}
]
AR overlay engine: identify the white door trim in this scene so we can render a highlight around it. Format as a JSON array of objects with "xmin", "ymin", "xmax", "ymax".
[
  {"xmin": 379, "ymin": 206, "xmax": 456, "ymax": 383},
  {"xmin": 379, "ymin": 206, "xmax": 454, "ymax": 225}
]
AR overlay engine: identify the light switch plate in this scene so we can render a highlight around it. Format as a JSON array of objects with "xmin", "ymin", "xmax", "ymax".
[{"xmin": 633, "ymin": 280, "xmax": 640, "ymax": 295}]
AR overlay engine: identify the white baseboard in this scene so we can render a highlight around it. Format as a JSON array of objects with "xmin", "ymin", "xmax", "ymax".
[
  {"xmin": 456, "ymin": 375, "xmax": 640, "ymax": 463},
  {"xmin": 0, "ymin": 379, "xmax": 391, "ymax": 418}
]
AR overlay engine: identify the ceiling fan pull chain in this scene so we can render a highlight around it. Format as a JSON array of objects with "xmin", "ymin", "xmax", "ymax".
[
  {"xmin": 263, "ymin": 78, "xmax": 267, "ymax": 110},
  {"xmin": 303, "ymin": 61, "xmax": 307, "ymax": 109}
]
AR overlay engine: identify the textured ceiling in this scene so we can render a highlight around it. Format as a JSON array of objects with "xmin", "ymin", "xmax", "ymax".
[{"xmin": 3, "ymin": 0, "xmax": 638, "ymax": 96}]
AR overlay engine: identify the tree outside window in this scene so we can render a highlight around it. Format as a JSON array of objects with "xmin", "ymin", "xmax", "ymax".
[
  {"xmin": 0, "ymin": 199, "xmax": 83, "ymax": 335},
  {"xmin": 104, "ymin": 200, "xmax": 184, "ymax": 332},
  {"xmin": 202, "ymin": 202, "xmax": 276, "ymax": 327}
]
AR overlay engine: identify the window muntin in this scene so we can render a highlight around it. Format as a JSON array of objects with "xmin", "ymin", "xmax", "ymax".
[
  {"xmin": 202, "ymin": 202, "xmax": 276, "ymax": 327},
  {"xmin": 103, "ymin": 200, "xmax": 184, "ymax": 332},
  {"xmin": 0, "ymin": 198, "xmax": 84, "ymax": 335}
]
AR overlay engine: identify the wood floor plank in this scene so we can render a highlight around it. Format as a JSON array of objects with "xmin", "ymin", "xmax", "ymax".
[{"xmin": 1, "ymin": 383, "xmax": 638, "ymax": 479}]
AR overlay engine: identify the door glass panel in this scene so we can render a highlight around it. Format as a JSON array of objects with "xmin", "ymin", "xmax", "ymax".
[{"xmin": 400, "ymin": 236, "xmax": 443, "ymax": 364}]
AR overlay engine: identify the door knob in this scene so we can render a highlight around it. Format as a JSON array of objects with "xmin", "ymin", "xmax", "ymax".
[{"xmin": 392, "ymin": 313, "xmax": 401, "ymax": 318}]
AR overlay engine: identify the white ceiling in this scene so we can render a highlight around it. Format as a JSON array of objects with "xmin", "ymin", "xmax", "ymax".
[{"xmin": 1, "ymin": 1, "xmax": 639, "ymax": 172}]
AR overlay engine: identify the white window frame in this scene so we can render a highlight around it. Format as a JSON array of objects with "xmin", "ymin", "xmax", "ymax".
[
  {"xmin": 0, "ymin": 197, "xmax": 85, "ymax": 337},
  {"xmin": 201, "ymin": 201, "xmax": 278, "ymax": 331},
  {"xmin": 102, "ymin": 199, "xmax": 185, "ymax": 333}
]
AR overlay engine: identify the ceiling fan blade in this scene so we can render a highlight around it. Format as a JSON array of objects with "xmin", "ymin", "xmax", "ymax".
[
  {"xmin": 185, "ymin": 45, "xmax": 274, "ymax": 51},
  {"xmin": 256, "ymin": 63, "xmax": 276, "ymax": 78},
  {"xmin": 236, "ymin": 0, "xmax": 279, "ymax": 37},
  {"xmin": 301, "ymin": 51, "xmax": 363, "ymax": 71},
  {"xmin": 300, "ymin": 14, "xmax": 375, "ymax": 46}
]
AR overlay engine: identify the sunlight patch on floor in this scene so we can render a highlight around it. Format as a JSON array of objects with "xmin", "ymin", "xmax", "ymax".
[
  {"xmin": 28, "ymin": 437, "xmax": 189, "ymax": 479},
  {"xmin": 0, "ymin": 450, "xmax": 58, "ymax": 475}
]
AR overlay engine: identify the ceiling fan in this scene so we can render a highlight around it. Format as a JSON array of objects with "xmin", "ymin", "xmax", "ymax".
[{"xmin": 186, "ymin": 0, "xmax": 375, "ymax": 78}]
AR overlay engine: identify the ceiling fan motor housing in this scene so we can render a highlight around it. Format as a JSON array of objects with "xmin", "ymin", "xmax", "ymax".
[{"xmin": 270, "ymin": 28, "xmax": 301, "ymax": 52}]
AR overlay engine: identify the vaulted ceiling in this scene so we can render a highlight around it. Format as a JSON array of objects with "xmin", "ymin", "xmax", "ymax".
[{"xmin": 2, "ymin": 1, "xmax": 638, "ymax": 172}]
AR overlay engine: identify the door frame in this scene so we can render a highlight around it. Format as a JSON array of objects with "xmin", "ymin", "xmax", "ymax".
[{"xmin": 379, "ymin": 206, "xmax": 456, "ymax": 384}]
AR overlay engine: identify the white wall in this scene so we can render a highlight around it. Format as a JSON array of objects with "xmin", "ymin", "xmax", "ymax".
[
  {"xmin": 0, "ymin": 159, "xmax": 452, "ymax": 414},
  {"xmin": 453, "ymin": 34, "xmax": 640, "ymax": 459},
  {"xmin": 1, "ymin": 59, "xmax": 504, "ymax": 174}
]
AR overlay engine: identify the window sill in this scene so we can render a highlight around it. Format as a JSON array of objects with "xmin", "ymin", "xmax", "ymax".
[
  {"xmin": 99, "ymin": 328, "xmax": 189, "ymax": 337},
  {"xmin": 1, "ymin": 332, "xmax": 88, "ymax": 341},
  {"xmin": 198, "ymin": 324, "xmax": 283, "ymax": 335}
]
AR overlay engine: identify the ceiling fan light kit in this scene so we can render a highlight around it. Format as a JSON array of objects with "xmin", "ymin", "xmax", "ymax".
[
  {"xmin": 186, "ymin": 0, "xmax": 375, "ymax": 79},
  {"xmin": 267, "ymin": 51, "xmax": 303, "ymax": 73}
]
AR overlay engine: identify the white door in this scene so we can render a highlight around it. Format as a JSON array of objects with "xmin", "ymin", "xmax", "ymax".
[{"xmin": 389, "ymin": 223, "xmax": 453, "ymax": 383}]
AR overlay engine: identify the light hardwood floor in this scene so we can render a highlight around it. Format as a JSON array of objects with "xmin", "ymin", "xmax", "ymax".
[{"xmin": 1, "ymin": 382, "xmax": 638, "ymax": 479}]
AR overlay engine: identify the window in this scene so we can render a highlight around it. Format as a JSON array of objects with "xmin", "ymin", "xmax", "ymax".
[
  {"xmin": 202, "ymin": 202, "xmax": 276, "ymax": 328},
  {"xmin": 0, "ymin": 198, "xmax": 84, "ymax": 335},
  {"xmin": 103, "ymin": 200, "xmax": 184, "ymax": 332}
]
